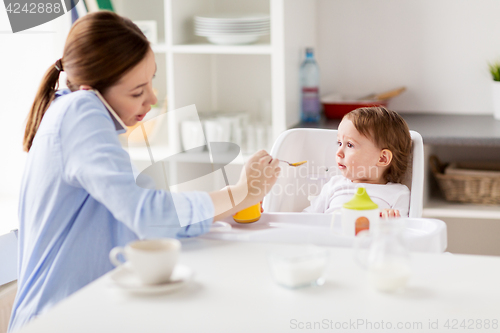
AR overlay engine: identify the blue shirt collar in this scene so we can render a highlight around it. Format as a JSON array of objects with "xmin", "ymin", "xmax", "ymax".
[{"xmin": 55, "ymin": 89, "xmax": 126, "ymax": 134}]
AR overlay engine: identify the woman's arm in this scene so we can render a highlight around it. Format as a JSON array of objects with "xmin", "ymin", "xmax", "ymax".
[
  {"xmin": 209, "ymin": 150, "xmax": 280, "ymax": 220},
  {"xmin": 60, "ymin": 93, "xmax": 214, "ymax": 238}
]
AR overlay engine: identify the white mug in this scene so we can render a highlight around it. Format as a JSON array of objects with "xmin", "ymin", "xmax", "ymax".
[
  {"xmin": 215, "ymin": 116, "xmax": 233, "ymax": 141},
  {"xmin": 255, "ymin": 124, "xmax": 266, "ymax": 150},
  {"xmin": 204, "ymin": 119, "xmax": 230, "ymax": 142},
  {"xmin": 204, "ymin": 119, "xmax": 230, "ymax": 152},
  {"xmin": 181, "ymin": 120, "xmax": 205, "ymax": 152},
  {"xmin": 244, "ymin": 124, "xmax": 256, "ymax": 154},
  {"xmin": 109, "ymin": 238, "xmax": 181, "ymax": 285}
]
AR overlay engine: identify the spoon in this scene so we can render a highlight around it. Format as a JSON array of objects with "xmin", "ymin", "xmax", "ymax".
[{"xmin": 280, "ymin": 160, "xmax": 307, "ymax": 167}]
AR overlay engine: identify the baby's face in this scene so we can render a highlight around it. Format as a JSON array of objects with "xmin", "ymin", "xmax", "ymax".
[{"xmin": 336, "ymin": 119, "xmax": 387, "ymax": 184}]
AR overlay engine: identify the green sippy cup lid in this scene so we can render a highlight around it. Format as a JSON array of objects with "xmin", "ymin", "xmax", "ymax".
[{"xmin": 342, "ymin": 187, "xmax": 378, "ymax": 210}]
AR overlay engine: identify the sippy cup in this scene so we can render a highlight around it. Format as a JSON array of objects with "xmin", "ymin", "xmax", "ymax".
[{"xmin": 339, "ymin": 187, "xmax": 379, "ymax": 236}]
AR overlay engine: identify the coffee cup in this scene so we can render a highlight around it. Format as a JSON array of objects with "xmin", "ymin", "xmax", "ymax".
[{"xmin": 109, "ymin": 238, "xmax": 181, "ymax": 285}]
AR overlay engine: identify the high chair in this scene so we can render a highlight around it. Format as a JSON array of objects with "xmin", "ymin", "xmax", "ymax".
[
  {"xmin": 263, "ymin": 128, "xmax": 424, "ymax": 218},
  {"xmin": 0, "ymin": 229, "xmax": 18, "ymax": 333}
]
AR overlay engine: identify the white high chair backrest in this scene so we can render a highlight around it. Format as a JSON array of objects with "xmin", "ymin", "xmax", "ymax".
[
  {"xmin": 0, "ymin": 230, "xmax": 17, "ymax": 286},
  {"xmin": 263, "ymin": 129, "xmax": 424, "ymax": 218},
  {"xmin": 0, "ymin": 229, "xmax": 18, "ymax": 333}
]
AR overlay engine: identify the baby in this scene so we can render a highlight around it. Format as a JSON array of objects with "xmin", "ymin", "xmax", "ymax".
[{"xmin": 303, "ymin": 106, "xmax": 412, "ymax": 218}]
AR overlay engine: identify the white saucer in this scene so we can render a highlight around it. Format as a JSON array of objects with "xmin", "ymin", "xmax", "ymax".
[{"xmin": 110, "ymin": 265, "xmax": 193, "ymax": 295}]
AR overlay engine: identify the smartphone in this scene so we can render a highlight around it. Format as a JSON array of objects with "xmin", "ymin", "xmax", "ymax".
[{"xmin": 92, "ymin": 89, "xmax": 127, "ymax": 131}]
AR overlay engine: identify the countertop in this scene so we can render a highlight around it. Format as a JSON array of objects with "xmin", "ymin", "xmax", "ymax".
[{"xmin": 296, "ymin": 113, "xmax": 500, "ymax": 146}]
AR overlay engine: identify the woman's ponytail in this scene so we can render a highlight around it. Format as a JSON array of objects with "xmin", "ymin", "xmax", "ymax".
[{"xmin": 23, "ymin": 59, "xmax": 63, "ymax": 152}]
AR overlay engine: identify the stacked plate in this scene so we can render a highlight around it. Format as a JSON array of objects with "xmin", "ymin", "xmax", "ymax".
[{"xmin": 194, "ymin": 14, "xmax": 270, "ymax": 45}]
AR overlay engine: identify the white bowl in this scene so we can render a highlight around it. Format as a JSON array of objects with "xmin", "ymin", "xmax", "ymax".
[{"xmin": 268, "ymin": 245, "xmax": 329, "ymax": 289}]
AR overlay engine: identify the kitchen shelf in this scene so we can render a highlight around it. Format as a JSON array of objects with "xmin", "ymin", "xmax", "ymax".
[
  {"xmin": 170, "ymin": 43, "xmax": 272, "ymax": 55},
  {"xmin": 423, "ymin": 197, "xmax": 500, "ymax": 220},
  {"xmin": 125, "ymin": 145, "xmax": 171, "ymax": 163},
  {"xmin": 116, "ymin": 0, "xmax": 317, "ymax": 155},
  {"xmin": 118, "ymin": 0, "xmax": 317, "ymax": 186}
]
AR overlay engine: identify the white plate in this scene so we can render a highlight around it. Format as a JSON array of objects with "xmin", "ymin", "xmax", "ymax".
[
  {"xmin": 194, "ymin": 22, "xmax": 270, "ymax": 28},
  {"xmin": 195, "ymin": 26, "xmax": 270, "ymax": 32},
  {"xmin": 110, "ymin": 264, "xmax": 193, "ymax": 295},
  {"xmin": 194, "ymin": 14, "xmax": 270, "ymax": 22},
  {"xmin": 195, "ymin": 30, "xmax": 270, "ymax": 36},
  {"xmin": 195, "ymin": 22, "xmax": 269, "ymax": 27},
  {"xmin": 195, "ymin": 27, "xmax": 270, "ymax": 33},
  {"xmin": 206, "ymin": 34, "xmax": 261, "ymax": 45}
]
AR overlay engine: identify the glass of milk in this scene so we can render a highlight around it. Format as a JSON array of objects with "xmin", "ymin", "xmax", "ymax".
[
  {"xmin": 268, "ymin": 245, "xmax": 329, "ymax": 289},
  {"xmin": 355, "ymin": 219, "xmax": 411, "ymax": 292}
]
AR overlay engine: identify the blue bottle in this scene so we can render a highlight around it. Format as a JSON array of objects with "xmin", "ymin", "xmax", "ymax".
[{"xmin": 300, "ymin": 47, "xmax": 321, "ymax": 122}]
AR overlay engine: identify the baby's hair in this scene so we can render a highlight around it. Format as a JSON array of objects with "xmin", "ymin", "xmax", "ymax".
[{"xmin": 343, "ymin": 106, "xmax": 412, "ymax": 183}]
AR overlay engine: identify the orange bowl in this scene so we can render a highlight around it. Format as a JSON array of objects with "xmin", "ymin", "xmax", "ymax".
[{"xmin": 321, "ymin": 94, "xmax": 388, "ymax": 119}]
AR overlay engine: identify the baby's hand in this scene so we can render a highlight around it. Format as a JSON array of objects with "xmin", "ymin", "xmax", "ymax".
[{"xmin": 380, "ymin": 209, "xmax": 400, "ymax": 219}]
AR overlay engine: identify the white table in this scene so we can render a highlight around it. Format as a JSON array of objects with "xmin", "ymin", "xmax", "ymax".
[{"xmin": 17, "ymin": 239, "xmax": 500, "ymax": 333}]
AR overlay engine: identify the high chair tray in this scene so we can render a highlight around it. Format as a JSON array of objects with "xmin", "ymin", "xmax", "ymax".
[{"xmin": 203, "ymin": 213, "xmax": 447, "ymax": 253}]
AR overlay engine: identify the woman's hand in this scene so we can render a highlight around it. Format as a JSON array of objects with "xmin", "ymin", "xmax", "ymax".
[
  {"xmin": 380, "ymin": 209, "xmax": 401, "ymax": 219},
  {"xmin": 209, "ymin": 150, "xmax": 280, "ymax": 221},
  {"xmin": 236, "ymin": 150, "xmax": 281, "ymax": 207}
]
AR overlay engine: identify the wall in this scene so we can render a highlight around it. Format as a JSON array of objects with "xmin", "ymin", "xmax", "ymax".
[
  {"xmin": 0, "ymin": 7, "xmax": 70, "ymax": 234},
  {"xmin": 317, "ymin": 0, "xmax": 500, "ymax": 115}
]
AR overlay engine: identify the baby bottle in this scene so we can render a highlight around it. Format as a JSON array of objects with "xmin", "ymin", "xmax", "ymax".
[{"xmin": 341, "ymin": 187, "xmax": 379, "ymax": 236}]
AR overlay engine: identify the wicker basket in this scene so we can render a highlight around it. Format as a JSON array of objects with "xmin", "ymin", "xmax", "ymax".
[{"xmin": 429, "ymin": 155, "xmax": 500, "ymax": 204}]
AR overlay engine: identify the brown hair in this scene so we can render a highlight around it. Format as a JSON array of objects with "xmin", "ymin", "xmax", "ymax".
[
  {"xmin": 23, "ymin": 11, "xmax": 150, "ymax": 152},
  {"xmin": 344, "ymin": 106, "xmax": 411, "ymax": 183}
]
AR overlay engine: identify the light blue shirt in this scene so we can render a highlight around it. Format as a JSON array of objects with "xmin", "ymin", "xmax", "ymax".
[{"xmin": 8, "ymin": 89, "xmax": 214, "ymax": 332}]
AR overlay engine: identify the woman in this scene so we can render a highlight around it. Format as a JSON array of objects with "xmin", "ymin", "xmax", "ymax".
[{"xmin": 9, "ymin": 11, "xmax": 280, "ymax": 331}]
